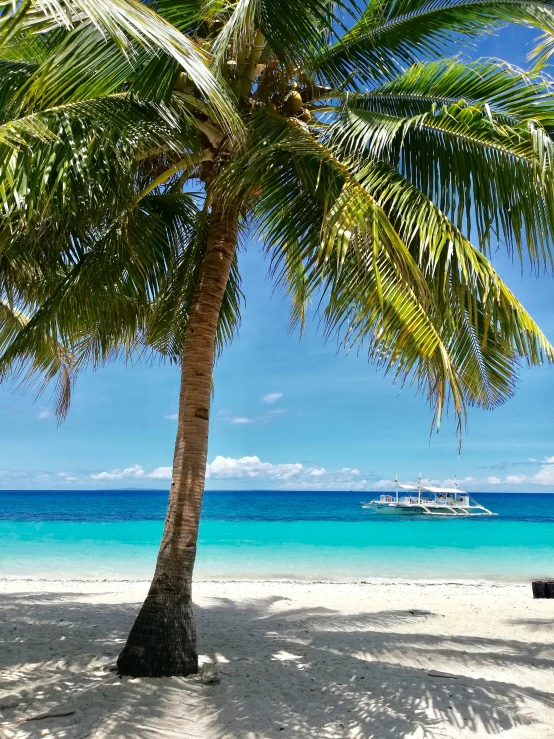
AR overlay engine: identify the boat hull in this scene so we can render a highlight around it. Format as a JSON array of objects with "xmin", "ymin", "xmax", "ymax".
[
  {"xmin": 364, "ymin": 502, "xmax": 494, "ymax": 516},
  {"xmin": 366, "ymin": 503, "xmax": 424, "ymax": 515}
]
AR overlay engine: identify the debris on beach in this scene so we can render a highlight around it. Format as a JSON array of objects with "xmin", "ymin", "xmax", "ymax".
[
  {"xmin": 427, "ymin": 670, "xmax": 458, "ymax": 679},
  {"xmin": 199, "ymin": 658, "xmax": 220, "ymax": 684}
]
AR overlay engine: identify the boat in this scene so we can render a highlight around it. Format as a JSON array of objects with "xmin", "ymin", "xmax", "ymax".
[{"xmin": 362, "ymin": 477, "xmax": 496, "ymax": 516}]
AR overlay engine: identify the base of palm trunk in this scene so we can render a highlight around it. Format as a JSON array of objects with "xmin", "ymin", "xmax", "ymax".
[{"xmin": 117, "ymin": 589, "xmax": 198, "ymax": 677}]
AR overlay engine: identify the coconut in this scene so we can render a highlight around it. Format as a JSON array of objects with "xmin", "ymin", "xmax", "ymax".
[
  {"xmin": 266, "ymin": 101, "xmax": 278, "ymax": 113},
  {"xmin": 285, "ymin": 91, "xmax": 303, "ymax": 114},
  {"xmin": 299, "ymin": 109, "xmax": 313, "ymax": 123},
  {"xmin": 174, "ymin": 72, "xmax": 194, "ymax": 93}
]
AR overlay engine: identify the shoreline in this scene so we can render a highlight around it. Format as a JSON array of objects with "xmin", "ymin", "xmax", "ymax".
[{"xmin": 0, "ymin": 575, "xmax": 535, "ymax": 585}]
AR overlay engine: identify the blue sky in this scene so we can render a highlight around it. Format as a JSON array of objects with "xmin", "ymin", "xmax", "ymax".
[{"xmin": 1, "ymin": 26, "xmax": 554, "ymax": 492}]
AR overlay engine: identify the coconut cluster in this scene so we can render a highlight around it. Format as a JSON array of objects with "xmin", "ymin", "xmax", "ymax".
[
  {"xmin": 263, "ymin": 82, "xmax": 313, "ymax": 122},
  {"xmin": 172, "ymin": 39, "xmax": 314, "ymax": 125}
]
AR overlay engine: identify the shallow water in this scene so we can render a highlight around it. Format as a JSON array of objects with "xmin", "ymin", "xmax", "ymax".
[{"xmin": 1, "ymin": 491, "xmax": 553, "ymax": 581}]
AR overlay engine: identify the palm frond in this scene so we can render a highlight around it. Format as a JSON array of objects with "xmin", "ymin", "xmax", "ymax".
[
  {"xmin": 19, "ymin": 24, "xmax": 146, "ymax": 109},
  {"xmin": 328, "ymin": 73, "xmax": 554, "ymax": 266},
  {"xmin": 0, "ymin": 298, "xmax": 75, "ymax": 420},
  {"xmin": 0, "ymin": 28, "xmax": 67, "ymax": 64},
  {"xmin": 310, "ymin": 0, "xmax": 554, "ymax": 85},
  {"xmin": 0, "ymin": 189, "xmax": 241, "ymax": 416},
  {"xmin": 0, "ymin": 189, "xmax": 199, "ymax": 412},
  {"xmin": 155, "ymin": 0, "xmax": 218, "ymax": 30},
  {"xmin": 0, "ymin": 59, "xmax": 37, "ymax": 120},
  {"xmin": 350, "ymin": 58, "xmax": 554, "ymax": 132},
  {"xmin": 220, "ymin": 111, "xmax": 427, "ymax": 293},
  {"xmin": 216, "ymin": 109, "xmax": 554, "ymax": 432},
  {"xmin": 212, "ymin": 0, "xmax": 348, "ymax": 67},
  {"xmin": 0, "ymin": 95, "xmax": 201, "ymax": 240},
  {"xmin": 0, "ymin": 0, "xmax": 243, "ymax": 137},
  {"xmin": 355, "ymin": 159, "xmax": 554, "ymax": 364}
]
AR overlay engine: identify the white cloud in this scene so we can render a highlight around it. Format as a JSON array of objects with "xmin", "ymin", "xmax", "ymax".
[
  {"xmin": 165, "ymin": 413, "xmax": 178, "ymax": 420},
  {"xmin": 340, "ymin": 467, "xmax": 360, "ymax": 476},
  {"xmin": 231, "ymin": 417, "xmax": 255, "ymax": 424},
  {"xmin": 91, "ymin": 464, "xmax": 172, "ymax": 481},
  {"xmin": 149, "ymin": 467, "xmax": 172, "ymax": 479},
  {"xmin": 37, "ymin": 410, "xmax": 51, "ymax": 419},
  {"xmin": 532, "ymin": 456, "xmax": 554, "ymax": 486},
  {"xmin": 206, "ymin": 455, "xmax": 303, "ymax": 480},
  {"xmin": 262, "ymin": 392, "xmax": 283, "ymax": 404},
  {"xmin": 282, "ymin": 466, "xmax": 370, "ymax": 491},
  {"xmin": 85, "ymin": 455, "xmax": 369, "ymax": 489},
  {"xmin": 205, "ymin": 455, "xmax": 372, "ymax": 489},
  {"xmin": 91, "ymin": 464, "xmax": 144, "ymax": 480},
  {"xmin": 479, "ymin": 456, "xmax": 554, "ymax": 488}
]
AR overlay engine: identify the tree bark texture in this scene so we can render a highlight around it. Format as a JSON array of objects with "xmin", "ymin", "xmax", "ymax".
[{"xmin": 117, "ymin": 200, "xmax": 239, "ymax": 677}]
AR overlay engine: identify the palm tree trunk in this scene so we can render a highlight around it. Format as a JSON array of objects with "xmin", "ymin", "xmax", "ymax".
[{"xmin": 117, "ymin": 200, "xmax": 239, "ymax": 677}]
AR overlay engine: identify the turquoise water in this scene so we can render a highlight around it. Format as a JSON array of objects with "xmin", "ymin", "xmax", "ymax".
[{"xmin": 1, "ymin": 491, "xmax": 554, "ymax": 581}]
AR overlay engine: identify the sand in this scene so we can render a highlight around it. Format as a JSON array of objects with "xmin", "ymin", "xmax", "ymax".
[{"xmin": 1, "ymin": 578, "xmax": 553, "ymax": 739}]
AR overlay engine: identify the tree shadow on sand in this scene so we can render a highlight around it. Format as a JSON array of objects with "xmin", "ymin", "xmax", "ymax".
[{"xmin": 1, "ymin": 591, "xmax": 553, "ymax": 738}]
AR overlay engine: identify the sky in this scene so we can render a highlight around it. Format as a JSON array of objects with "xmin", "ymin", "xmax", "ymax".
[{"xmin": 1, "ymin": 26, "xmax": 554, "ymax": 493}]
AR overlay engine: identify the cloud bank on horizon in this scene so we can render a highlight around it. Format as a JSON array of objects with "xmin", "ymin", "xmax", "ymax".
[
  {"xmin": 485, "ymin": 456, "xmax": 554, "ymax": 488},
  {"xmin": 88, "ymin": 456, "xmax": 366, "ymax": 490},
  {"xmin": 2, "ymin": 454, "xmax": 554, "ymax": 491}
]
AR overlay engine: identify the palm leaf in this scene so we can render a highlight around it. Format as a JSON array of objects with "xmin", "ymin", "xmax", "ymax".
[
  {"xmin": 328, "ymin": 71, "xmax": 554, "ymax": 265},
  {"xmin": 212, "ymin": 0, "xmax": 351, "ymax": 68},
  {"xmin": 0, "ymin": 95, "xmax": 201, "ymax": 239},
  {"xmin": 0, "ymin": 0, "xmax": 244, "ymax": 137},
  {"xmin": 0, "ymin": 298, "xmax": 75, "ymax": 420},
  {"xmin": 311, "ymin": 0, "xmax": 554, "ymax": 85}
]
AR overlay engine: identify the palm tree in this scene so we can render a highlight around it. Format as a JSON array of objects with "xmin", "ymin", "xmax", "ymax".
[{"xmin": 2, "ymin": 0, "xmax": 554, "ymax": 677}]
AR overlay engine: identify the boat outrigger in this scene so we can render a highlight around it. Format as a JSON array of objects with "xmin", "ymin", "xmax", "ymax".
[{"xmin": 362, "ymin": 477, "xmax": 496, "ymax": 516}]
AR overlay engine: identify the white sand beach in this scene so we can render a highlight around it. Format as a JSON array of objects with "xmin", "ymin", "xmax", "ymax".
[{"xmin": 1, "ymin": 579, "xmax": 553, "ymax": 739}]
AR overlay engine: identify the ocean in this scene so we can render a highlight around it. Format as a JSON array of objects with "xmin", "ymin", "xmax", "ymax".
[{"xmin": 1, "ymin": 490, "xmax": 553, "ymax": 582}]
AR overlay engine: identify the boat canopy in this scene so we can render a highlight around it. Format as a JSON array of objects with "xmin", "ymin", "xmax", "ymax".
[
  {"xmin": 397, "ymin": 482, "xmax": 467, "ymax": 494},
  {"xmin": 420, "ymin": 485, "xmax": 466, "ymax": 494}
]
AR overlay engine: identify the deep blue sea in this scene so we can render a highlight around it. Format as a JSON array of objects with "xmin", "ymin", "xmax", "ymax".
[{"xmin": 1, "ymin": 490, "xmax": 553, "ymax": 582}]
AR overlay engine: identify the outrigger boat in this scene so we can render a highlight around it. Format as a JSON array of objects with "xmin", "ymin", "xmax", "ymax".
[{"xmin": 362, "ymin": 477, "xmax": 496, "ymax": 516}]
